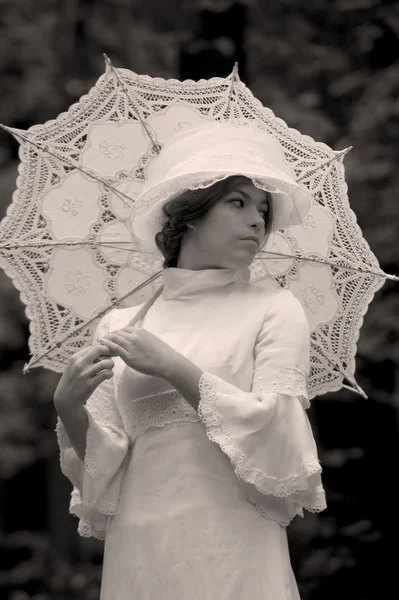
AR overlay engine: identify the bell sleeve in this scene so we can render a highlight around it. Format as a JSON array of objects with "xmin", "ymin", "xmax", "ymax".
[
  {"xmin": 197, "ymin": 290, "xmax": 326, "ymax": 525},
  {"xmin": 55, "ymin": 309, "xmax": 130, "ymax": 540}
]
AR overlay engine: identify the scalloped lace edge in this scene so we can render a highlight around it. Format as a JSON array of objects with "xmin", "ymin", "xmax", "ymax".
[
  {"xmin": 245, "ymin": 490, "xmax": 327, "ymax": 527},
  {"xmin": 77, "ymin": 519, "xmax": 106, "ymax": 540},
  {"xmin": 70, "ymin": 489, "xmax": 116, "ymax": 541},
  {"xmin": 198, "ymin": 372, "xmax": 321, "ymax": 498}
]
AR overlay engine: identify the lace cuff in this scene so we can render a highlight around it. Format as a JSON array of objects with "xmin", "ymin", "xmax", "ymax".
[
  {"xmin": 252, "ymin": 362, "xmax": 310, "ymax": 409},
  {"xmin": 198, "ymin": 371, "xmax": 324, "ymax": 504}
]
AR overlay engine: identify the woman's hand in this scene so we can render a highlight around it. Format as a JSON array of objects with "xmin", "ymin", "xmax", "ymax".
[
  {"xmin": 100, "ymin": 327, "xmax": 174, "ymax": 378},
  {"xmin": 54, "ymin": 344, "xmax": 115, "ymax": 410}
]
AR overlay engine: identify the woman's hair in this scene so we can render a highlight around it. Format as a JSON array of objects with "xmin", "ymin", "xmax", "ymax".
[{"xmin": 154, "ymin": 175, "xmax": 274, "ymax": 268}]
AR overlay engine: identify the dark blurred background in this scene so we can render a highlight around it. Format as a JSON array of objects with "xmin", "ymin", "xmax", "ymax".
[{"xmin": 0, "ymin": 1, "xmax": 398, "ymax": 599}]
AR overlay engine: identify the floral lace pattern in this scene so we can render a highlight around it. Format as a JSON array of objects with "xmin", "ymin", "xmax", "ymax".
[
  {"xmin": 2, "ymin": 63, "xmax": 384, "ymax": 407},
  {"xmin": 252, "ymin": 362, "xmax": 310, "ymax": 409},
  {"xmin": 118, "ymin": 388, "xmax": 201, "ymax": 441},
  {"xmin": 198, "ymin": 371, "xmax": 321, "ymax": 498}
]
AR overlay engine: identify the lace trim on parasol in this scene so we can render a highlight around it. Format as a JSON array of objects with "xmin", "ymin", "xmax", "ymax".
[{"xmin": 1, "ymin": 63, "xmax": 389, "ymax": 399}]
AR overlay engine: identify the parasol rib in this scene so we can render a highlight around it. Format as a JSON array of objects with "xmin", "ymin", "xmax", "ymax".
[
  {"xmin": 1, "ymin": 240, "xmax": 397, "ymax": 281},
  {"xmin": 257, "ymin": 250, "xmax": 399, "ymax": 282},
  {"xmin": 226, "ymin": 62, "xmax": 239, "ymax": 114},
  {"xmin": 0, "ymin": 124, "xmax": 135, "ymax": 209},
  {"xmin": 103, "ymin": 54, "xmax": 161, "ymax": 156},
  {"xmin": 296, "ymin": 146, "xmax": 353, "ymax": 181}
]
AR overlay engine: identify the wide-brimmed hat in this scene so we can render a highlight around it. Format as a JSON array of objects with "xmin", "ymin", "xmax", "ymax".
[{"xmin": 129, "ymin": 120, "xmax": 312, "ymax": 254}]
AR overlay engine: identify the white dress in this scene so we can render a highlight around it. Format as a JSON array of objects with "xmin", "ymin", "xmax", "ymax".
[{"xmin": 56, "ymin": 267, "xmax": 326, "ymax": 600}]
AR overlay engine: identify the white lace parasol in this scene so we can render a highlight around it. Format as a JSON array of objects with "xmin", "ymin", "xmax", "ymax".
[{"xmin": 0, "ymin": 57, "xmax": 396, "ymax": 399}]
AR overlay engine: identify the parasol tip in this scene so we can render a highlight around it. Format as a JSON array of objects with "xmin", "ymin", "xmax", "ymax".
[
  {"xmin": 103, "ymin": 53, "xmax": 114, "ymax": 73},
  {"xmin": 347, "ymin": 373, "xmax": 368, "ymax": 399},
  {"xmin": 336, "ymin": 146, "xmax": 353, "ymax": 158},
  {"xmin": 22, "ymin": 362, "xmax": 30, "ymax": 375},
  {"xmin": 230, "ymin": 62, "xmax": 239, "ymax": 80},
  {"xmin": 0, "ymin": 124, "xmax": 28, "ymax": 144},
  {"xmin": 227, "ymin": 62, "xmax": 240, "ymax": 113},
  {"xmin": 0, "ymin": 123, "xmax": 14, "ymax": 135}
]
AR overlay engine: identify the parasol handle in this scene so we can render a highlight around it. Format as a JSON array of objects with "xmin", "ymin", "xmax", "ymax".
[
  {"xmin": 94, "ymin": 284, "xmax": 164, "ymax": 363},
  {"xmin": 127, "ymin": 284, "xmax": 164, "ymax": 327}
]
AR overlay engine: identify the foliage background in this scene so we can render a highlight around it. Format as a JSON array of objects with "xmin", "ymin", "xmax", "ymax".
[{"xmin": 0, "ymin": 0, "xmax": 398, "ymax": 598}]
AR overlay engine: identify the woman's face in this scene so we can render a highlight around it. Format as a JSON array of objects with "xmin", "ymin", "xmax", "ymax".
[{"xmin": 177, "ymin": 181, "xmax": 270, "ymax": 271}]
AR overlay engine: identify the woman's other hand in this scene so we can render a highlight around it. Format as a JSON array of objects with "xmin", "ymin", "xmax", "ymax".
[
  {"xmin": 54, "ymin": 344, "xmax": 115, "ymax": 410},
  {"xmin": 100, "ymin": 327, "xmax": 174, "ymax": 378}
]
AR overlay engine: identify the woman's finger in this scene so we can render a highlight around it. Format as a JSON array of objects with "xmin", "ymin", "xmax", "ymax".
[
  {"xmin": 87, "ymin": 358, "xmax": 115, "ymax": 377},
  {"xmin": 101, "ymin": 338, "xmax": 130, "ymax": 363},
  {"xmin": 86, "ymin": 343, "xmax": 112, "ymax": 362},
  {"xmin": 109, "ymin": 329, "xmax": 132, "ymax": 340},
  {"xmin": 93, "ymin": 368, "xmax": 114, "ymax": 381},
  {"xmin": 92, "ymin": 354, "xmax": 111, "ymax": 364},
  {"xmin": 102, "ymin": 333, "xmax": 131, "ymax": 352}
]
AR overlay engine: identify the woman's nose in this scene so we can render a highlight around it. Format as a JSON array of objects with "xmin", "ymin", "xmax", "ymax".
[{"xmin": 248, "ymin": 211, "xmax": 265, "ymax": 230}]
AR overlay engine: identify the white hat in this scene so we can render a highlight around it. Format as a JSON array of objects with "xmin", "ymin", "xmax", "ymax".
[{"xmin": 129, "ymin": 121, "xmax": 312, "ymax": 254}]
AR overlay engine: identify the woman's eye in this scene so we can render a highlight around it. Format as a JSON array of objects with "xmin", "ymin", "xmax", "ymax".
[
  {"xmin": 231, "ymin": 198, "xmax": 268, "ymax": 220},
  {"xmin": 261, "ymin": 207, "xmax": 269, "ymax": 218}
]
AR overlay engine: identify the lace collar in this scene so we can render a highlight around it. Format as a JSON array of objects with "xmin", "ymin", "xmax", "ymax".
[{"xmin": 161, "ymin": 267, "xmax": 247, "ymax": 300}]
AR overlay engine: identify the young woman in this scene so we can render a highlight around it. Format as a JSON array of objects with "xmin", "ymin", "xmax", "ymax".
[{"xmin": 54, "ymin": 121, "xmax": 326, "ymax": 599}]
